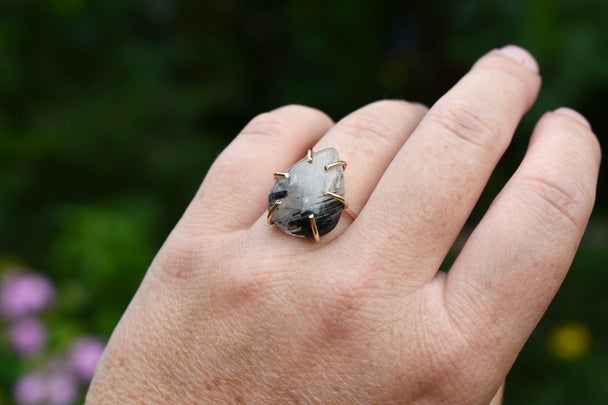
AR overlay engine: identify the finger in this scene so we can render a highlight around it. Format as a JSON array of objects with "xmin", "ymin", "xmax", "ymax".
[
  {"xmin": 348, "ymin": 46, "xmax": 541, "ymax": 284},
  {"xmin": 489, "ymin": 383, "xmax": 504, "ymax": 405},
  {"xmin": 445, "ymin": 108, "xmax": 600, "ymax": 371},
  {"xmin": 184, "ymin": 105, "xmax": 334, "ymax": 233},
  {"xmin": 310, "ymin": 100, "xmax": 427, "ymax": 239}
]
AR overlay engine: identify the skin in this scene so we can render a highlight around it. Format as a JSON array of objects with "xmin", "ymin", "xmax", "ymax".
[{"xmin": 86, "ymin": 46, "xmax": 601, "ymax": 404}]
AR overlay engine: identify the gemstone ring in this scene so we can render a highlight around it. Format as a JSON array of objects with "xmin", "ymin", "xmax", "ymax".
[{"xmin": 267, "ymin": 148, "xmax": 357, "ymax": 241}]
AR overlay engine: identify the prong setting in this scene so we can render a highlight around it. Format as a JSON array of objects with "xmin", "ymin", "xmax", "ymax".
[
  {"xmin": 267, "ymin": 200, "xmax": 282, "ymax": 224},
  {"xmin": 308, "ymin": 214, "xmax": 320, "ymax": 242},
  {"xmin": 324, "ymin": 161, "xmax": 347, "ymax": 171},
  {"xmin": 343, "ymin": 208, "xmax": 357, "ymax": 220},
  {"xmin": 323, "ymin": 190, "xmax": 348, "ymax": 208},
  {"xmin": 273, "ymin": 172, "xmax": 290, "ymax": 180},
  {"xmin": 324, "ymin": 190, "xmax": 357, "ymax": 220}
]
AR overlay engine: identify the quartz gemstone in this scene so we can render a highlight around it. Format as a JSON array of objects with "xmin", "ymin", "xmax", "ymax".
[{"xmin": 269, "ymin": 148, "xmax": 345, "ymax": 238}]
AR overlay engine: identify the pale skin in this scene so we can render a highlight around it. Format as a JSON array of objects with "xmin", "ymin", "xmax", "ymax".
[{"xmin": 86, "ymin": 46, "xmax": 601, "ymax": 404}]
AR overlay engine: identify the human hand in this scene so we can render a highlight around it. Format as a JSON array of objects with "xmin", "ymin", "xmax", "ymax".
[{"xmin": 86, "ymin": 45, "xmax": 600, "ymax": 404}]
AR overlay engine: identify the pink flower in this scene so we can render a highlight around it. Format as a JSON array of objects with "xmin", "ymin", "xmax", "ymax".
[
  {"xmin": 13, "ymin": 373, "xmax": 47, "ymax": 405},
  {"xmin": 69, "ymin": 337, "xmax": 105, "ymax": 381},
  {"xmin": 9, "ymin": 318, "xmax": 47, "ymax": 355},
  {"xmin": 1, "ymin": 271, "xmax": 55, "ymax": 318},
  {"xmin": 13, "ymin": 370, "xmax": 79, "ymax": 405}
]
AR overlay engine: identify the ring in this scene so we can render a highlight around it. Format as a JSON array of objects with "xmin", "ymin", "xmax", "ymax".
[{"xmin": 267, "ymin": 147, "xmax": 357, "ymax": 242}]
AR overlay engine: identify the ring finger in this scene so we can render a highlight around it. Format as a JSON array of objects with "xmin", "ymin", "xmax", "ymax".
[{"xmin": 261, "ymin": 100, "xmax": 427, "ymax": 242}]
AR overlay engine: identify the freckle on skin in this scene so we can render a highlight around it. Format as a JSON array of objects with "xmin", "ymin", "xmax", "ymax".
[{"xmin": 205, "ymin": 376, "xmax": 222, "ymax": 392}]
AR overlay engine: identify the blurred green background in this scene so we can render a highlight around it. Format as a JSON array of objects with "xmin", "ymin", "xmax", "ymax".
[{"xmin": 0, "ymin": 0, "xmax": 606, "ymax": 403}]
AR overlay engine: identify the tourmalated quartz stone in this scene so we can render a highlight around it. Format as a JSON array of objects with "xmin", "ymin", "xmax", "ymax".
[{"xmin": 268, "ymin": 148, "xmax": 345, "ymax": 238}]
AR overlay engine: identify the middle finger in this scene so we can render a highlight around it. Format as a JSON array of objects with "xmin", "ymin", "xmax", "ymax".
[{"xmin": 344, "ymin": 46, "xmax": 542, "ymax": 284}]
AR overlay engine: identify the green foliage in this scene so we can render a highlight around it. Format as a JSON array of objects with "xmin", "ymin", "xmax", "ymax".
[
  {"xmin": 49, "ymin": 200, "xmax": 158, "ymax": 331},
  {"xmin": 0, "ymin": 0, "xmax": 606, "ymax": 403}
]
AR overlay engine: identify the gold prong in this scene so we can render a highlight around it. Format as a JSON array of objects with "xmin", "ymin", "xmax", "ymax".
[
  {"xmin": 308, "ymin": 214, "xmax": 320, "ymax": 242},
  {"xmin": 267, "ymin": 200, "xmax": 281, "ymax": 224},
  {"xmin": 324, "ymin": 161, "xmax": 347, "ymax": 171},
  {"xmin": 307, "ymin": 148, "xmax": 313, "ymax": 163},
  {"xmin": 343, "ymin": 208, "xmax": 357, "ymax": 220},
  {"xmin": 273, "ymin": 172, "xmax": 290, "ymax": 180},
  {"xmin": 323, "ymin": 190, "xmax": 348, "ymax": 208},
  {"xmin": 323, "ymin": 190, "xmax": 357, "ymax": 220}
]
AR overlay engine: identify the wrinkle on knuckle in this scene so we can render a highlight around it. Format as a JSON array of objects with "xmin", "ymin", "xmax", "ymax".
[
  {"xmin": 517, "ymin": 171, "xmax": 590, "ymax": 233},
  {"xmin": 338, "ymin": 109, "xmax": 406, "ymax": 148},
  {"xmin": 240, "ymin": 110, "xmax": 297, "ymax": 141},
  {"xmin": 429, "ymin": 101, "xmax": 502, "ymax": 154}
]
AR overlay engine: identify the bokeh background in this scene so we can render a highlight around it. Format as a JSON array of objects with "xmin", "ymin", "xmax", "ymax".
[{"xmin": 1, "ymin": 1, "xmax": 607, "ymax": 404}]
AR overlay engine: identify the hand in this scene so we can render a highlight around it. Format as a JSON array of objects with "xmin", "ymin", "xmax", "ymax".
[{"xmin": 86, "ymin": 46, "xmax": 600, "ymax": 404}]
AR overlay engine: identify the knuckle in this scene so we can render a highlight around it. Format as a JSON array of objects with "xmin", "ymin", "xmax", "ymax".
[
  {"xmin": 240, "ymin": 104, "xmax": 331, "ymax": 141},
  {"xmin": 222, "ymin": 255, "xmax": 293, "ymax": 309},
  {"xmin": 518, "ymin": 170, "xmax": 591, "ymax": 231},
  {"xmin": 240, "ymin": 110, "xmax": 296, "ymax": 140},
  {"xmin": 151, "ymin": 229, "xmax": 219, "ymax": 284},
  {"xmin": 314, "ymin": 271, "xmax": 379, "ymax": 340},
  {"xmin": 338, "ymin": 102, "xmax": 413, "ymax": 147},
  {"xmin": 429, "ymin": 101, "xmax": 502, "ymax": 153}
]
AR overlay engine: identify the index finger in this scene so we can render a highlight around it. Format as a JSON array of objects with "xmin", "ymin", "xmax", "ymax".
[{"xmin": 445, "ymin": 108, "xmax": 600, "ymax": 368}]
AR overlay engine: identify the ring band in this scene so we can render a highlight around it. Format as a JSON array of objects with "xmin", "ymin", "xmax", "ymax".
[{"xmin": 267, "ymin": 148, "xmax": 357, "ymax": 241}]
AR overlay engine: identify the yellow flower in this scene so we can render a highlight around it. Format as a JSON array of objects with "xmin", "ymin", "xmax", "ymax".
[{"xmin": 548, "ymin": 321, "xmax": 592, "ymax": 360}]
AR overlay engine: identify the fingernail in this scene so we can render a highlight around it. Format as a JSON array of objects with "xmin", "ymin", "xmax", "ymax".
[
  {"xmin": 499, "ymin": 45, "xmax": 539, "ymax": 73},
  {"xmin": 554, "ymin": 107, "xmax": 592, "ymax": 129}
]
